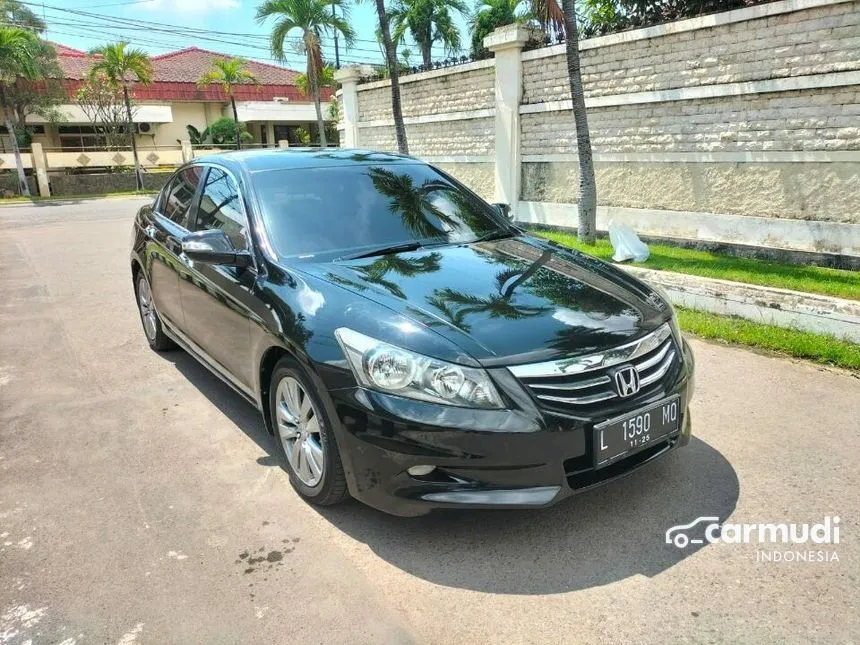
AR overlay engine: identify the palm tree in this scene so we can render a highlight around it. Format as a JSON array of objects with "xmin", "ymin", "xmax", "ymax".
[
  {"xmin": 559, "ymin": 0, "xmax": 597, "ymax": 243},
  {"xmin": 389, "ymin": 0, "xmax": 467, "ymax": 68},
  {"xmin": 0, "ymin": 27, "xmax": 41, "ymax": 196},
  {"xmin": 256, "ymin": 0, "xmax": 354, "ymax": 149},
  {"xmin": 427, "ymin": 287, "xmax": 549, "ymax": 332},
  {"xmin": 364, "ymin": 0, "xmax": 409, "ymax": 154},
  {"xmin": 295, "ymin": 62, "xmax": 334, "ymax": 97},
  {"xmin": 367, "ymin": 166, "xmax": 459, "ymax": 239},
  {"xmin": 327, "ymin": 252, "xmax": 441, "ymax": 298},
  {"xmin": 470, "ymin": 0, "xmax": 523, "ymax": 57},
  {"xmin": 197, "ymin": 58, "xmax": 259, "ymax": 150},
  {"xmin": 531, "ymin": 0, "xmax": 564, "ymax": 33},
  {"xmin": 87, "ymin": 42, "xmax": 153, "ymax": 191},
  {"xmin": 358, "ymin": 252, "xmax": 441, "ymax": 297},
  {"xmin": 493, "ymin": 249, "xmax": 552, "ymax": 297}
]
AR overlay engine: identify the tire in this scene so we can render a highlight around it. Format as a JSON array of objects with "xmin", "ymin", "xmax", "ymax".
[
  {"xmin": 135, "ymin": 272, "xmax": 175, "ymax": 352},
  {"xmin": 269, "ymin": 358, "xmax": 349, "ymax": 506}
]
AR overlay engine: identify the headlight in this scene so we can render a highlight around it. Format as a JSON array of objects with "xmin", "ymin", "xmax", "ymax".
[
  {"xmin": 647, "ymin": 282, "xmax": 682, "ymax": 343},
  {"xmin": 335, "ymin": 328, "xmax": 504, "ymax": 409},
  {"xmin": 668, "ymin": 311, "xmax": 683, "ymax": 345}
]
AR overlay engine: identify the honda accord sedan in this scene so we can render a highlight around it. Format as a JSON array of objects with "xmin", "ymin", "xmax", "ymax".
[{"xmin": 130, "ymin": 148, "xmax": 694, "ymax": 516}]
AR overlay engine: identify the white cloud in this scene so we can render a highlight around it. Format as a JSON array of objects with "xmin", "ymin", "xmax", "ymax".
[{"xmin": 143, "ymin": 0, "xmax": 240, "ymax": 14}]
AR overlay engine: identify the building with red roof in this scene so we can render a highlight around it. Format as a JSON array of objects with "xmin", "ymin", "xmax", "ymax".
[{"xmin": 23, "ymin": 44, "xmax": 334, "ymax": 151}]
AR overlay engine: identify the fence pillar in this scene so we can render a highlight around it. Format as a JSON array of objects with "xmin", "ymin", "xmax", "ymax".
[
  {"xmin": 278, "ymin": 139, "xmax": 290, "ymax": 149},
  {"xmin": 334, "ymin": 66, "xmax": 363, "ymax": 148},
  {"xmin": 30, "ymin": 142, "xmax": 50, "ymax": 197},
  {"xmin": 485, "ymin": 25, "xmax": 531, "ymax": 214},
  {"xmin": 180, "ymin": 139, "xmax": 193, "ymax": 163}
]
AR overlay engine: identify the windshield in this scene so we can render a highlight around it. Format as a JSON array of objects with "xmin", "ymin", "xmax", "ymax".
[{"xmin": 253, "ymin": 163, "xmax": 510, "ymax": 260}]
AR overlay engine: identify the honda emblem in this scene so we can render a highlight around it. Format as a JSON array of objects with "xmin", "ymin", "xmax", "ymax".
[{"xmin": 614, "ymin": 365, "xmax": 640, "ymax": 397}]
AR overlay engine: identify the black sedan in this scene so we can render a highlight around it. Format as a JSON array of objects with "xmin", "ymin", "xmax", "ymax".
[{"xmin": 130, "ymin": 148, "xmax": 694, "ymax": 516}]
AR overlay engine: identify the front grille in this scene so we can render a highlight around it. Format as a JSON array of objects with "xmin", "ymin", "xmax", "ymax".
[{"xmin": 508, "ymin": 323, "xmax": 680, "ymax": 415}]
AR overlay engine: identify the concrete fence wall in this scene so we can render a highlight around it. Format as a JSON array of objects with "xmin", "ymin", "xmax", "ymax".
[
  {"xmin": 336, "ymin": 0, "xmax": 860, "ymax": 258},
  {"xmin": 1, "ymin": 141, "xmax": 289, "ymax": 198}
]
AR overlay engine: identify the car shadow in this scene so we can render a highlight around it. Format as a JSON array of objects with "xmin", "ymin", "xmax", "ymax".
[
  {"xmin": 161, "ymin": 349, "xmax": 279, "ymax": 458},
  {"xmin": 162, "ymin": 349, "xmax": 739, "ymax": 595},
  {"xmin": 314, "ymin": 438, "xmax": 738, "ymax": 594}
]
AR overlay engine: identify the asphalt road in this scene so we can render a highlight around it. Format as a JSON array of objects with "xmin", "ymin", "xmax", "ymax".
[{"xmin": 1, "ymin": 197, "xmax": 858, "ymax": 645}]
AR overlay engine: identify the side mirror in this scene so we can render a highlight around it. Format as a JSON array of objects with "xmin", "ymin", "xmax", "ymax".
[
  {"xmin": 181, "ymin": 229, "xmax": 251, "ymax": 268},
  {"xmin": 493, "ymin": 202, "xmax": 513, "ymax": 221}
]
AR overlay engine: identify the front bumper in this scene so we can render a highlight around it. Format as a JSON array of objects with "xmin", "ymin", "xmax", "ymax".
[{"xmin": 327, "ymin": 339, "xmax": 695, "ymax": 517}]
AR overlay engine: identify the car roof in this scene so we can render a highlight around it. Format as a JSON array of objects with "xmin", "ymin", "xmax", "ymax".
[{"xmin": 192, "ymin": 148, "xmax": 421, "ymax": 174}]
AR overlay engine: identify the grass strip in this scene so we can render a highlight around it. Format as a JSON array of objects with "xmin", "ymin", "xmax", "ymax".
[
  {"xmin": 677, "ymin": 307, "xmax": 860, "ymax": 371},
  {"xmin": 534, "ymin": 230, "xmax": 860, "ymax": 301}
]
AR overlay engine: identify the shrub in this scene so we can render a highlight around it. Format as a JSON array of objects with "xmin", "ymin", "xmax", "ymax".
[{"xmin": 207, "ymin": 117, "xmax": 253, "ymax": 146}]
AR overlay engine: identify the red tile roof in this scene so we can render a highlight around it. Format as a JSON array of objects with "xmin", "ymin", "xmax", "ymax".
[
  {"xmin": 50, "ymin": 43, "xmax": 86, "ymax": 56},
  {"xmin": 52, "ymin": 44, "xmax": 327, "ymax": 102},
  {"xmin": 150, "ymin": 47, "xmax": 300, "ymax": 85}
]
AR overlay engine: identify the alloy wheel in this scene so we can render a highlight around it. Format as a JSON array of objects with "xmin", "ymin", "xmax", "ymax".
[
  {"xmin": 275, "ymin": 376, "xmax": 325, "ymax": 487},
  {"xmin": 137, "ymin": 276, "xmax": 157, "ymax": 341}
]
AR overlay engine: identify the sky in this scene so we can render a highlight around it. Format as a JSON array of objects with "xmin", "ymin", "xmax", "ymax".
[{"xmin": 34, "ymin": 0, "xmax": 473, "ymax": 72}]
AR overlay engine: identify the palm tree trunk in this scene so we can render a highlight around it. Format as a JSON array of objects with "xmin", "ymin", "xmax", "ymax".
[
  {"xmin": 123, "ymin": 84, "xmax": 144, "ymax": 191},
  {"xmin": 0, "ymin": 87, "xmax": 30, "ymax": 197},
  {"xmin": 311, "ymin": 68, "xmax": 327, "ymax": 149},
  {"xmin": 561, "ymin": 0, "xmax": 597, "ymax": 244},
  {"xmin": 502, "ymin": 250, "xmax": 552, "ymax": 298},
  {"xmin": 230, "ymin": 95, "xmax": 242, "ymax": 150},
  {"xmin": 421, "ymin": 42, "xmax": 432, "ymax": 68},
  {"xmin": 375, "ymin": 0, "xmax": 408, "ymax": 154}
]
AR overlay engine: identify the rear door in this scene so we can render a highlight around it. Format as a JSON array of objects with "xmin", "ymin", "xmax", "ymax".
[
  {"xmin": 178, "ymin": 166, "xmax": 256, "ymax": 391},
  {"xmin": 145, "ymin": 166, "xmax": 204, "ymax": 331}
]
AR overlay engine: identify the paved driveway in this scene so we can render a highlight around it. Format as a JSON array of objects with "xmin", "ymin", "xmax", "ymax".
[{"xmin": 1, "ymin": 197, "xmax": 858, "ymax": 644}]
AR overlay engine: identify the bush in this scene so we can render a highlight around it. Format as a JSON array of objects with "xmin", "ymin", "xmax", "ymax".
[{"xmin": 207, "ymin": 117, "xmax": 253, "ymax": 146}]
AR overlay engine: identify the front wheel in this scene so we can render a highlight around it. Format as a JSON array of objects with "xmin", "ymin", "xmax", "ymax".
[{"xmin": 270, "ymin": 358, "xmax": 349, "ymax": 506}]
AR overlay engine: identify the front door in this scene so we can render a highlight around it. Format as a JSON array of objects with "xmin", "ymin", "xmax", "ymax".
[
  {"xmin": 146, "ymin": 167, "xmax": 204, "ymax": 330},
  {"xmin": 178, "ymin": 166, "xmax": 256, "ymax": 392}
]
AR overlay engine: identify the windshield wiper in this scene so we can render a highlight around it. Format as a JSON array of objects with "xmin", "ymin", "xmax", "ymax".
[
  {"xmin": 338, "ymin": 241, "xmax": 423, "ymax": 261},
  {"xmin": 471, "ymin": 230, "xmax": 515, "ymax": 243}
]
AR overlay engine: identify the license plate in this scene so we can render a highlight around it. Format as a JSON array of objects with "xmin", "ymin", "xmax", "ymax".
[{"xmin": 594, "ymin": 396, "xmax": 681, "ymax": 468}]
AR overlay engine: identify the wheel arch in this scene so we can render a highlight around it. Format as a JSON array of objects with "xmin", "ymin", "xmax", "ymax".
[
  {"xmin": 130, "ymin": 250, "xmax": 149, "ymax": 291},
  {"xmin": 131, "ymin": 257, "xmax": 143, "ymax": 285},
  {"xmin": 258, "ymin": 345, "xmax": 297, "ymax": 435}
]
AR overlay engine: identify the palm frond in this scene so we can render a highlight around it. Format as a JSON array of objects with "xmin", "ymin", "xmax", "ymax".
[
  {"xmin": 529, "ymin": 0, "xmax": 564, "ymax": 35},
  {"xmin": 86, "ymin": 41, "xmax": 152, "ymax": 85},
  {"xmin": 269, "ymin": 17, "xmax": 298, "ymax": 62},
  {"xmin": 196, "ymin": 57, "xmax": 258, "ymax": 93},
  {"xmin": 0, "ymin": 26, "xmax": 42, "ymax": 81}
]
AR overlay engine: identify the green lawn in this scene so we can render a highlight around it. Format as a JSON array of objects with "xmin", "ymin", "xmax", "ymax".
[
  {"xmin": 534, "ymin": 230, "xmax": 860, "ymax": 301},
  {"xmin": 678, "ymin": 308, "xmax": 860, "ymax": 371}
]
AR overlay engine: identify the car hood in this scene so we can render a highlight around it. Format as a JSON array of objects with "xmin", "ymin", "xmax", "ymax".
[{"xmin": 299, "ymin": 235, "xmax": 670, "ymax": 365}]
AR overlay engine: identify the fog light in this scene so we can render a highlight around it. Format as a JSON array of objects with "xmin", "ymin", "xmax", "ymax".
[{"xmin": 407, "ymin": 465, "xmax": 435, "ymax": 477}]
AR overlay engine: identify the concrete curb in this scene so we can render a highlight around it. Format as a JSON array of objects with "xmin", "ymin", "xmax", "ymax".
[{"xmin": 621, "ymin": 265, "xmax": 860, "ymax": 343}]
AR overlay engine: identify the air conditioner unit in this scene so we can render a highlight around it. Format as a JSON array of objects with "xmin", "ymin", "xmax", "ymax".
[{"xmin": 136, "ymin": 122, "xmax": 155, "ymax": 135}]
